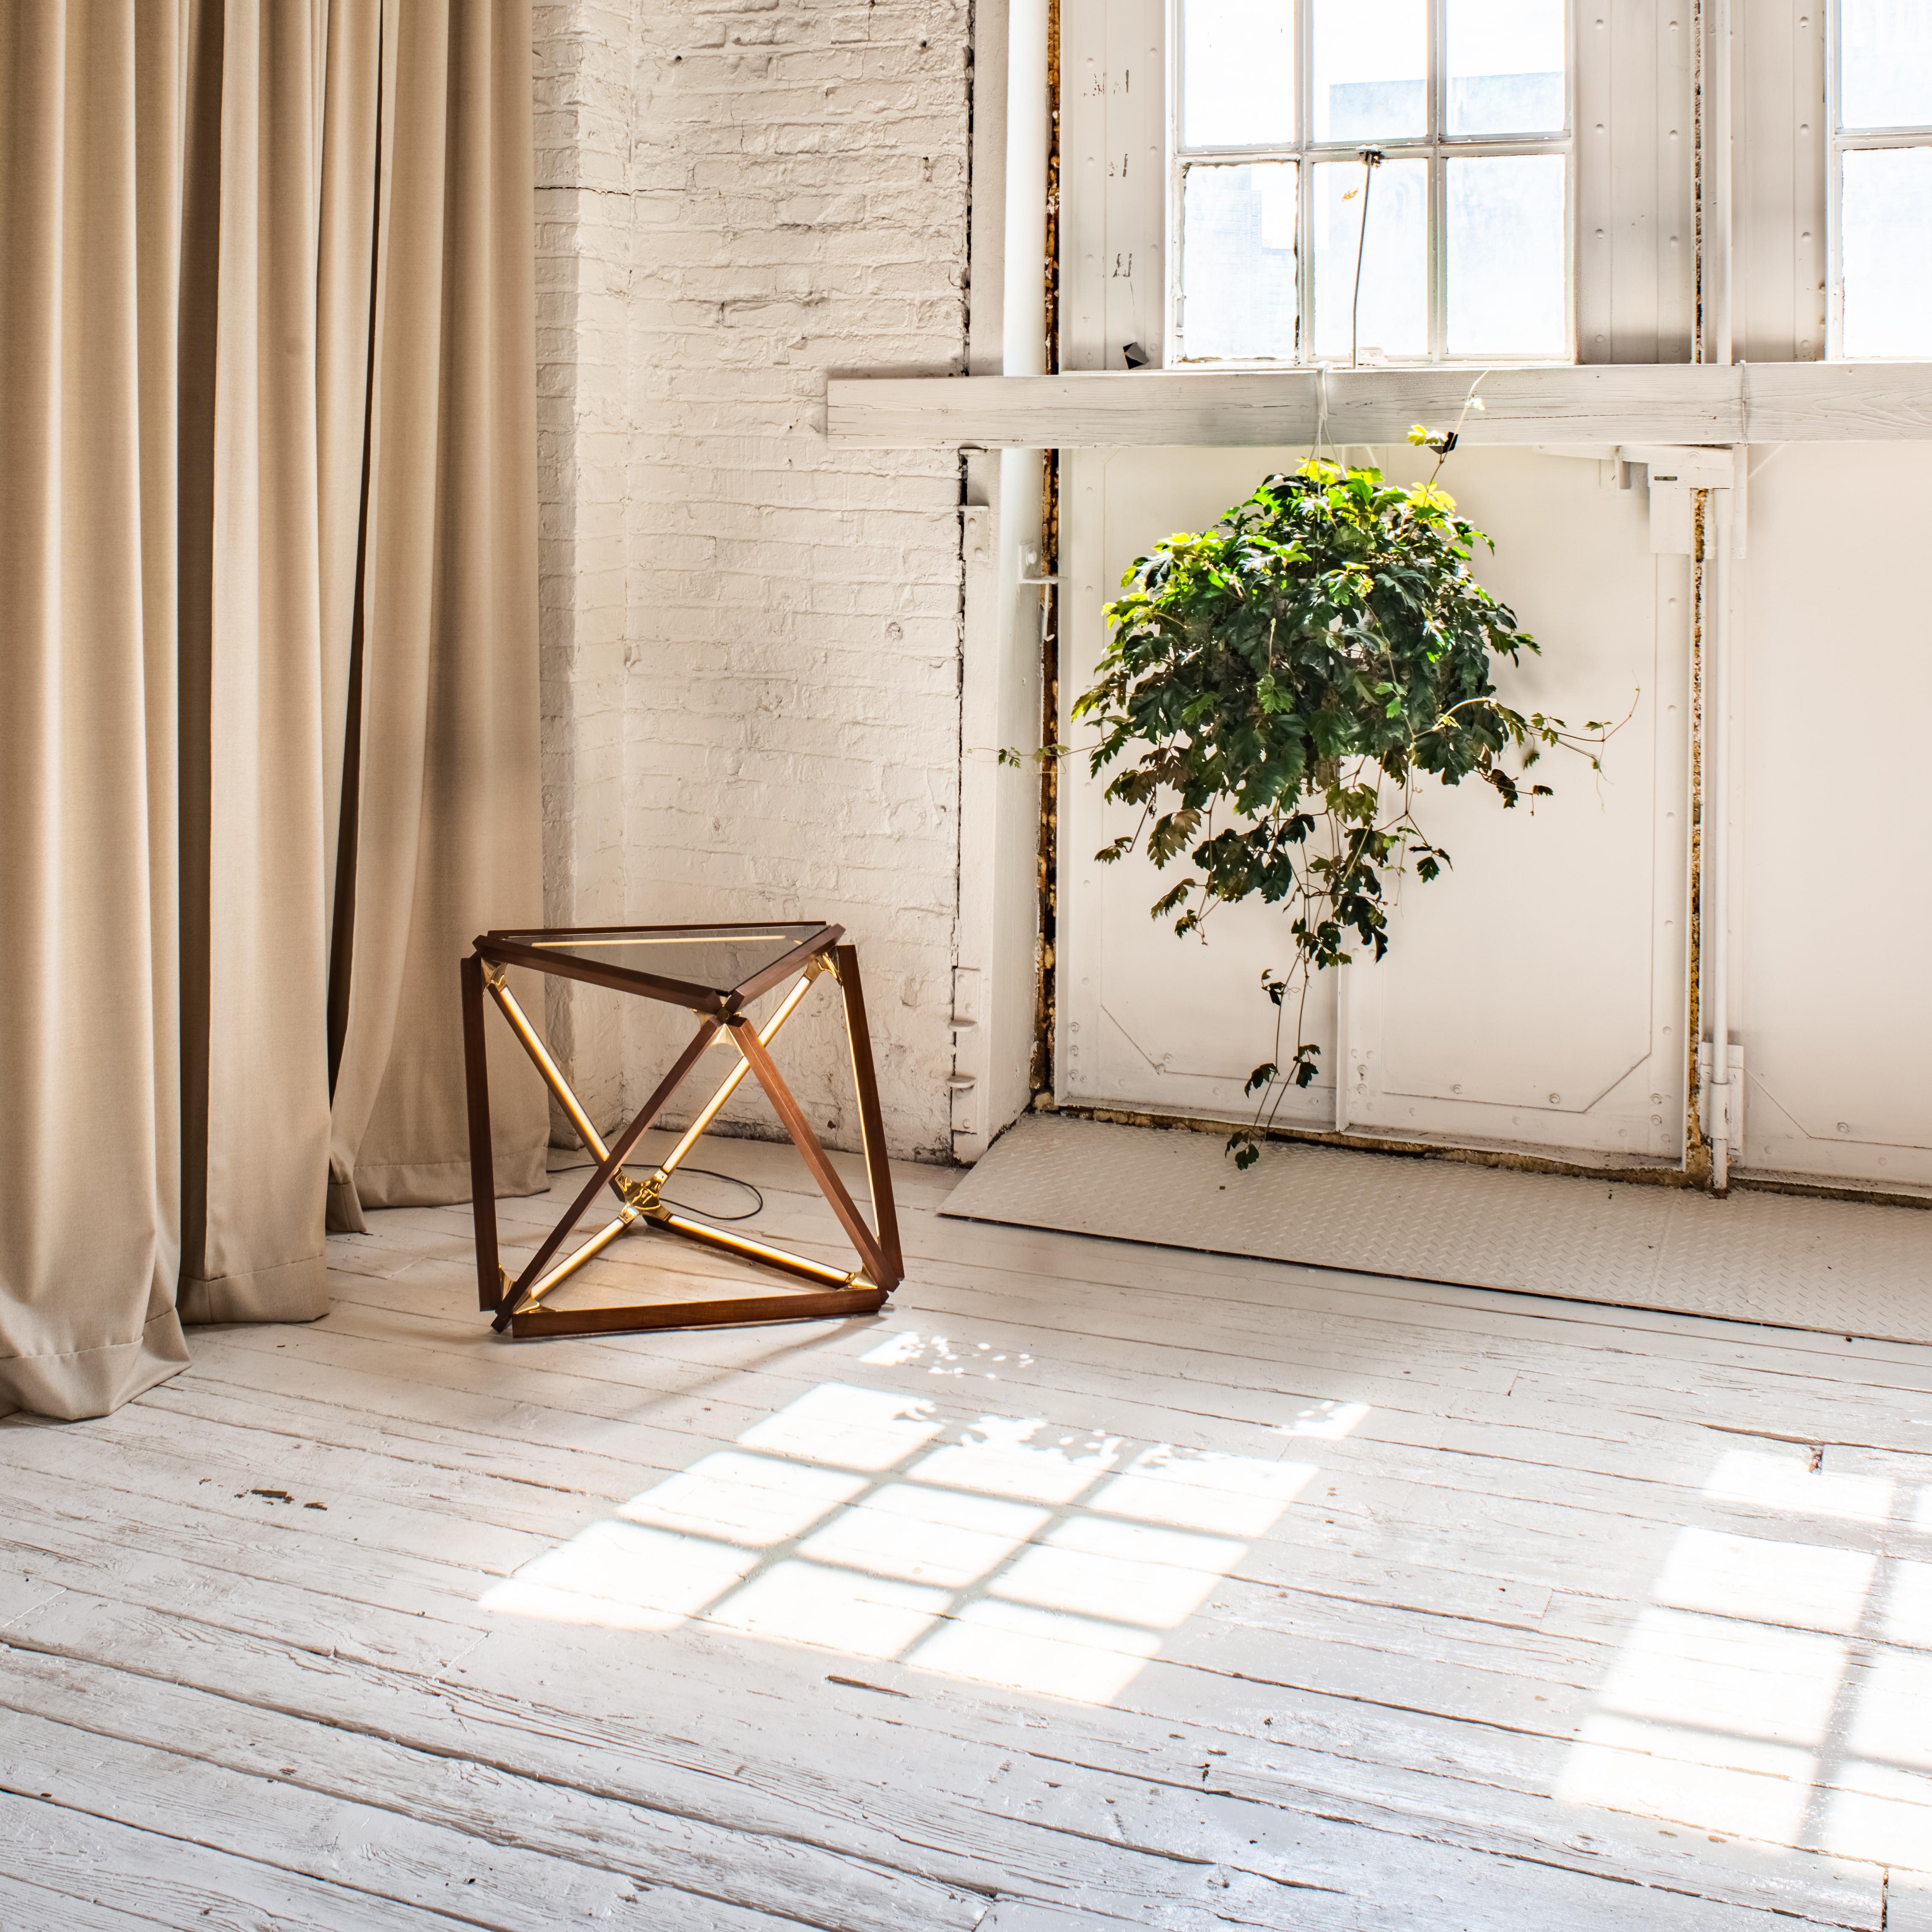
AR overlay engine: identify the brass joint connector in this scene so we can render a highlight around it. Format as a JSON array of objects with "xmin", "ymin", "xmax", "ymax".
[
  {"xmin": 616, "ymin": 1171, "xmax": 663, "ymax": 1215},
  {"xmin": 807, "ymin": 950, "xmax": 842, "ymax": 985},
  {"xmin": 480, "ymin": 959, "xmax": 507, "ymax": 992}
]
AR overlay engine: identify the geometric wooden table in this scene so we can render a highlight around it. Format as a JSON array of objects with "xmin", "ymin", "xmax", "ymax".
[{"xmin": 461, "ymin": 921, "xmax": 901, "ymax": 1341}]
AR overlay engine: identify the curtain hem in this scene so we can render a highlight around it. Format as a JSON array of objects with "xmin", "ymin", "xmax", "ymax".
[
  {"xmin": 178, "ymin": 1250, "xmax": 330, "ymax": 1326},
  {"xmin": 0, "ymin": 1307, "xmax": 192, "ymax": 1422},
  {"xmin": 329, "ymin": 1145, "xmax": 549, "ymax": 1230},
  {"xmin": 325, "ymin": 1177, "xmax": 369, "ymax": 1236}
]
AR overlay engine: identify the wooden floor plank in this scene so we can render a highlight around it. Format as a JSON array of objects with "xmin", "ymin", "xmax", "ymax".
[
  {"xmin": 0, "ymin": 1582, "xmax": 1836, "ymax": 1932},
  {"xmin": 0, "ymin": 1868, "xmax": 172, "ymax": 1932},
  {"xmin": 351, "ymin": 1182, "xmax": 1932, "ymax": 1430},
  {"xmin": 4, "ymin": 1154, "xmax": 1928, "ymax": 1926},
  {"xmin": 0, "ymin": 1703, "xmax": 836, "ymax": 1932},
  {"xmin": 0, "ymin": 1491, "xmax": 1890, "ymax": 1927},
  {"xmin": 0, "ymin": 1483, "xmax": 1883, "ymax": 1927},
  {"xmin": 224, "ymin": 1283, "xmax": 1924, "ymax": 1577},
  {"xmin": 321, "ymin": 1198, "xmax": 1932, "ymax": 1460},
  {"xmin": 0, "ymin": 1593, "xmax": 1341, "ymax": 1929},
  {"xmin": 0, "ymin": 1335, "xmax": 1749, "ymax": 1736},
  {"xmin": 0, "ymin": 1788, "xmax": 483, "ymax": 1931},
  {"xmin": 0, "ymin": 1639, "xmax": 984, "ymax": 1932}
]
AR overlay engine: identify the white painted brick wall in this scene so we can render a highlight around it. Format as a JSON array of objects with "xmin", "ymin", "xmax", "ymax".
[
  {"xmin": 533, "ymin": 0, "xmax": 973, "ymax": 1162},
  {"xmin": 534, "ymin": 3, "xmax": 638, "ymax": 1138}
]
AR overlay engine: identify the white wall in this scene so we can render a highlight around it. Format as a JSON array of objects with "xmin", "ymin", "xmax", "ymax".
[{"xmin": 533, "ymin": 0, "xmax": 974, "ymax": 1163}]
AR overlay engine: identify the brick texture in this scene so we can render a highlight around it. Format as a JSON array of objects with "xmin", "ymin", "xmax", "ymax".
[
  {"xmin": 534, "ymin": 3, "xmax": 636, "ymax": 1138},
  {"xmin": 534, "ymin": 1, "xmax": 972, "ymax": 1163}
]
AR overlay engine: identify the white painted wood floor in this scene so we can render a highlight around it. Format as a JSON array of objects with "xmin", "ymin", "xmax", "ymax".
[{"xmin": 3, "ymin": 1133, "xmax": 1931, "ymax": 1931}]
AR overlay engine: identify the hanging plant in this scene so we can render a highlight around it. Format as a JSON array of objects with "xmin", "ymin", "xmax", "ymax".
[{"xmin": 1072, "ymin": 429, "xmax": 1621, "ymax": 1168}]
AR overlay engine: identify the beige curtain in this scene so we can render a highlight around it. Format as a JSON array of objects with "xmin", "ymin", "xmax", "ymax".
[
  {"xmin": 325, "ymin": 0, "xmax": 548, "ymax": 1231},
  {"xmin": 0, "ymin": 0, "xmax": 546, "ymax": 1421}
]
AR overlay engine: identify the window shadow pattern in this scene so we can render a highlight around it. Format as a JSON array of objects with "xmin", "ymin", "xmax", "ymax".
[{"xmin": 481, "ymin": 1330, "xmax": 1359, "ymax": 1704}]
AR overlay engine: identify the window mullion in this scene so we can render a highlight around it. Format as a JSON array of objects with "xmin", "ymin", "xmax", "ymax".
[
  {"xmin": 1171, "ymin": 0, "xmax": 1183, "ymax": 360},
  {"xmin": 1833, "ymin": 128, "xmax": 1932, "ymax": 147},
  {"xmin": 1299, "ymin": 0, "xmax": 1315, "ymax": 362},
  {"xmin": 1430, "ymin": 0, "xmax": 1443, "ymax": 142},
  {"xmin": 1826, "ymin": 0, "xmax": 1842, "ymax": 358},
  {"xmin": 1430, "ymin": 0, "xmax": 1446, "ymax": 359},
  {"xmin": 1169, "ymin": 0, "xmax": 1181, "ymax": 358}
]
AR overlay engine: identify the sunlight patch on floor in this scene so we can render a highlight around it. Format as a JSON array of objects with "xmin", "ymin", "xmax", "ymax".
[
  {"xmin": 1556, "ymin": 1446, "xmax": 1932, "ymax": 1874},
  {"xmin": 480, "ymin": 1330, "xmax": 1346, "ymax": 1703}
]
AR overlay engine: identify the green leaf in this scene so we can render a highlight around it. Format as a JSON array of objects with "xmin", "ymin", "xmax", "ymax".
[{"xmin": 1147, "ymin": 807, "xmax": 1203, "ymax": 868}]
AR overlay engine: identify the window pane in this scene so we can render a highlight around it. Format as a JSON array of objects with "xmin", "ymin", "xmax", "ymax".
[
  {"xmin": 1311, "ymin": 0, "xmax": 1427, "ymax": 143},
  {"xmin": 1182, "ymin": 163, "xmax": 1300, "ymax": 360},
  {"xmin": 1183, "ymin": 0, "xmax": 1296, "ymax": 148},
  {"xmin": 1840, "ymin": 0, "xmax": 1932, "ymax": 131},
  {"xmin": 1841, "ymin": 146, "xmax": 1932, "ymax": 358},
  {"xmin": 1313, "ymin": 156, "xmax": 1428, "ymax": 360},
  {"xmin": 1447, "ymin": 0, "xmax": 1566, "ymax": 136},
  {"xmin": 1446, "ymin": 155, "xmax": 1568, "ymax": 355}
]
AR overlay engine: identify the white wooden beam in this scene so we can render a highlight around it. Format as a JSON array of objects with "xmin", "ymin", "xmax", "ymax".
[{"xmin": 826, "ymin": 361, "xmax": 1932, "ymax": 448}]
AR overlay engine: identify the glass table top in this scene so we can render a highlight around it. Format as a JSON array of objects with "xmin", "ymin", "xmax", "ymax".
[{"xmin": 491, "ymin": 923, "xmax": 833, "ymax": 997}]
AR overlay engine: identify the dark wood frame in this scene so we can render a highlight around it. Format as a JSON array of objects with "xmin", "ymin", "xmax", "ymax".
[{"xmin": 461, "ymin": 922, "xmax": 903, "ymax": 1341}]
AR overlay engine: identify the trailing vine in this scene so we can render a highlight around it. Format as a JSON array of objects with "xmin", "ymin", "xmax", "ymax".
[{"xmin": 1073, "ymin": 430, "xmax": 1622, "ymax": 1168}]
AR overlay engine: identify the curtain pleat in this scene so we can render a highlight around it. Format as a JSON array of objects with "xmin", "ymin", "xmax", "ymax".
[
  {"xmin": 327, "ymin": 0, "xmax": 546, "ymax": 1228},
  {"xmin": 178, "ymin": 0, "xmax": 333, "ymax": 1324},
  {"xmin": 0, "ymin": 0, "xmax": 546, "ymax": 1416},
  {"xmin": 315, "ymin": 0, "xmax": 380, "ymax": 983}
]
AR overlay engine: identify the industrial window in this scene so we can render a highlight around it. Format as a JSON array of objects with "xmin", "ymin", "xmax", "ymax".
[
  {"xmin": 1173, "ymin": 0, "xmax": 1571, "ymax": 365},
  {"xmin": 1832, "ymin": 0, "xmax": 1932, "ymax": 358}
]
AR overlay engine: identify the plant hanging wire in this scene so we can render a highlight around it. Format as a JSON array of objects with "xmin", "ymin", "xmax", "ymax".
[{"xmin": 1351, "ymin": 147, "xmax": 1382, "ymax": 371}]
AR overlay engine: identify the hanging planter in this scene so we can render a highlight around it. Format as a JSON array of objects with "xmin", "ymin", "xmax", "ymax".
[{"xmin": 1073, "ymin": 430, "xmax": 1619, "ymax": 1167}]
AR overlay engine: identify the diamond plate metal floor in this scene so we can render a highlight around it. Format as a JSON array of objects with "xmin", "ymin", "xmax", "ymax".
[{"xmin": 941, "ymin": 1115, "xmax": 1932, "ymax": 1344}]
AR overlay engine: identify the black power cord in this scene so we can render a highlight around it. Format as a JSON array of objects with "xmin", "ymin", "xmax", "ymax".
[{"xmin": 543, "ymin": 1160, "xmax": 764, "ymax": 1223}]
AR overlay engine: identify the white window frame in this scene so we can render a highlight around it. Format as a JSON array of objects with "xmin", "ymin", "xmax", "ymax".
[
  {"xmin": 1826, "ymin": 0, "xmax": 1932, "ymax": 361},
  {"xmin": 1168, "ymin": 0, "xmax": 1576, "ymax": 366}
]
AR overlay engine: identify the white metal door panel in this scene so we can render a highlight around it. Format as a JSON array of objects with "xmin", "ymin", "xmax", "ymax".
[
  {"xmin": 1345, "ymin": 447, "xmax": 1690, "ymax": 1162},
  {"xmin": 1735, "ymin": 444, "xmax": 1932, "ymax": 1193},
  {"xmin": 1059, "ymin": 445, "xmax": 1690, "ymax": 1165}
]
